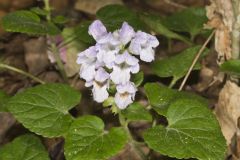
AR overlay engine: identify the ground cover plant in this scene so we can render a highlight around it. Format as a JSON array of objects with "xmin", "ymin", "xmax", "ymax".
[{"xmin": 0, "ymin": 0, "xmax": 239, "ymax": 159}]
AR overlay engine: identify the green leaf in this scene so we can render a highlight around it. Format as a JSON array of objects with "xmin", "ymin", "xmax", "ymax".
[
  {"xmin": 144, "ymin": 99, "xmax": 226, "ymax": 160},
  {"xmin": 144, "ymin": 83, "xmax": 207, "ymax": 116},
  {"xmin": 220, "ymin": 59, "xmax": 240, "ymax": 76},
  {"xmin": 30, "ymin": 7, "xmax": 48, "ymax": 16},
  {"xmin": 74, "ymin": 21, "xmax": 95, "ymax": 44},
  {"xmin": 131, "ymin": 71, "xmax": 144, "ymax": 87},
  {"xmin": 97, "ymin": 4, "xmax": 145, "ymax": 31},
  {"xmin": 140, "ymin": 14, "xmax": 191, "ymax": 44},
  {"xmin": 151, "ymin": 45, "xmax": 209, "ymax": 81},
  {"xmin": 0, "ymin": 134, "xmax": 49, "ymax": 160},
  {"xmin": 163, "ymin": 7, "xmax": 208, "ymax": 39},
  {"xmin": 53, "ymin": 16, "xmax": 69, "ymax": 24},
  {"xmin": 1, "ymin": 10, "xmax": 60, "ymax": 35},
  {"xmin": 0, "ymin": 90, "xmax": 10, "ymax": 112},
  {"xmin": 122, "ymin": 102, "xmax": 152, "ymax": 122},
  {"xmin": 7, "ymin": 83, "xmax": 81, "ymax": 137},
  {"xmin": 65, "ymin": 115, "xmax": 128, "ymax": 160},
  {"xmin": 103, "ymin": 97, "xmax": 115, "ymax": 107}
]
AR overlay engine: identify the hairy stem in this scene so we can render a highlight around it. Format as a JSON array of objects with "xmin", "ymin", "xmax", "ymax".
[
  {"xmin": 0, "ymin": 63, "xmax": 45, "ymax": 84},
  {"xmin": 51, "ymin": 43, "xmax": 68, "ymax": 82},
  {"xmin": 43, "ymin": 0, "xmax": 68, "ymax": 83},
  {"xmin": 118, "ymin": 112, "xmax": 148, "ymax": 160},
  {"xmin": 178, "ymin": 30, "xmax": 215, "ymax": 91}
]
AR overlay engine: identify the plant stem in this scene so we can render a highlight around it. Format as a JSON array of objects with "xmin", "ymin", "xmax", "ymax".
[
  {"xmin": 43, "ymin": 0, "xmax": 68, "ymax": 83},
  {"xmin": 168, "ymin": 77, "xmax": 178, "ymax": 88},
  {"xmin": 118, "ymin": 111, "xmax": 147, "ymax": 160},
  {"xmin": 51, "ymin": 43, "xmax": 68, "ymax": 83},
  {"xmin": 43, "ymin": 0, "xmax": 51, "ymax": 21},
  {"xmin": 0, "ymin": 63, "xmax": 45, "ymax": 84},
  {"xmin": 178, "ymin": 30, "xmax": 215, "ymax": 91}
]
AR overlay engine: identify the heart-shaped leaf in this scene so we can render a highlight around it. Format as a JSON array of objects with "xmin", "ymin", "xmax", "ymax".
[
  {"xmin": 144, "ymin": 83, "xmax": 207, "ymax": 115},
  {"xmin": 163, "ymin": 7, "xmax": 208, "ymax": 39},
  {"xmin": 122, "ymin": 102, "xmax": 152, "ymax": 122},
  {"xmin": 144, "ymin": 99, "xmax": 226, "ymax": 160},
  {"xmin": 2, "ymin": 10, "xmax": 60, "ymax": 35},
  {"xmin": 0, "ymin": 134, "xmax": 49, "ymax": 160},
  {"xmin": 65, "ymin": 115, "xmax": 128, "ymax": 160},
  {"xmin": 151, "ymin": 45, "xmax": 209, "ymax": 81},
  {"xmin": 220, "ymin": 59, "xmax": 240, "ymax": 76},
  {"xmin": 7, "ymin": 83, "xmax": 81, "ymax": 137},
  {"xmin": 97, "ymin": 4, "xmax": 145, "ymax": 31}
]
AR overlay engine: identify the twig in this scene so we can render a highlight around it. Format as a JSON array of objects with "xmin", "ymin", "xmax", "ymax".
[
  {"xmin": 178, "ymin": 30, "xmax": 216, "ymax": 91},
  {"xmin": 164, "ymin": 0, "xmax": 187, "ymax": 9},
  {"xmin": 0, "ymin": 63, "xmax": 45, "ymax": 84}
]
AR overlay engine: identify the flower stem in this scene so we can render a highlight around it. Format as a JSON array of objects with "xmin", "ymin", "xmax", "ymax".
[
  {"xmin": 0, "ymin": 63, "xmax": 45, "ymax": 84},
  {"xmin": 118, "ymin": 111, "xmax": 148, "ymax": 160}
]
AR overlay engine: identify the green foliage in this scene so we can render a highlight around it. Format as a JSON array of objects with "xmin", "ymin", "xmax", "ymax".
[
  {"xmin": 144, "ymin": 83, "xmax": 207, "ymax": 115},
  {"xmin": 122, "ymin": 102, "xmax": 152, "ymax": 122},
  {"xmin": 7, "ymin": 83, "xmax": 81, "ymax": 137},
  {"xmin": 96, "ymin": 4, "xmax": 145, "ymax": 31},
  {"xmin": 151, "ymin": 45, "xmax": 209, "ymax": 82},
  {"xmin": 131, "ymin": 71, "xmax": 144, "ymax": 87},
  {"xmin": 64, "ymin": 115, "xmax": 127, "ymax": 160},
  {"xmin": 30, "ymin": 7, "xmax": 48, "ymax": 16},
  {"xmin": 53, "ymin": 16, "xmax": 69, "ymax": 24},
  {"xmin": 163, "ymin": 7, "xmax": 208, "ymax": 39},
  {"xmin": 73, "ymin": 21, "xmax": 95, "ymax": 44},
  {"xmin": 140, "ymin": 14, "xmax": 191, "ymax": 44},
  {"xmin": 0, "ymin": 134, "xmax": 49, "ymax": 160},
  {"xmin": 0, "ymin": 90, "xmax": 10, "ymax": 112},
  {"xmin": 1, "ymin": 10, "xmax": 60, "ymax": 35},
  {"xmin": 103, "ymin": 97, "xmax": 115, "ymax": 107},
  {"xmin": 220, "ymin": 59, "xmax": 240, "ymax": 76},
  {"xmin": 144, "ymin": 99, "xmax": 226, "ymax": 160}
]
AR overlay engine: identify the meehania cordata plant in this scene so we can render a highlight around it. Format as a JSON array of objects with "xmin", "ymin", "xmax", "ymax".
[
  {"xmin": 0, "ymin": 3, "xmax": 227, "ymax": 160},
  {"xmin": 77, "ymin": 20, "xmax": 159, "ymax": 109}
]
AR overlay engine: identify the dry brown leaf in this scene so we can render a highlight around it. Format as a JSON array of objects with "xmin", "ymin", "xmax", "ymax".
[
  {"xmin": 206, "ymin": 0, "xmax": 233, "ymax": 63},
  {"xmin": 215, "ymin": 81, "xmax": 240, "ymax": 145},
  {"xmin": 74, "ymin": 0, "xmax": 123, "ymax": 15},
  {"xmin": 24, "ymin": 37, "xmax": 49, "ymax": 75}
]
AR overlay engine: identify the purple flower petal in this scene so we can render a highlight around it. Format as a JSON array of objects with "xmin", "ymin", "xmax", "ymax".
[
  {"xmin": 110, "ymin": 65, "xmax": 131, "ymax": 84},
  {"xmin": 95, "ymin": 68, "xmax": 109, "ymax": 83},
  {"xmin": 92, "ymin": 81, "xmax": 109, "ymax": 103},
  {"xmin": 119, "ymin": 22, "xmax": 135, "ymax": 45},
  {"xmin": 80, "ymin": 64, "xmax": 96, "ymax": 81},
  {"xmin": 114, "ymin": 92, "xmax": 133, "ymax": 109},
  {"xmin": 88, "ymin": 20, "xmax": 107, "ymax": 41},
  {"xmin": 139, "ymin": 47, "xmax": 155, "ymax": 62}
]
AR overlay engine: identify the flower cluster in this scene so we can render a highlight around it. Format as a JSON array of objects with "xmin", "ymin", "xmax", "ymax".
[{"xmin": 77, "ymin": 20, "xmax": 159, "ymax": 109}]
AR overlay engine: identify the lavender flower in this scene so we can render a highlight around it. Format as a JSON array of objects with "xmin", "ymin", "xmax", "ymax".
[
  {"xmin": 110, "ymin": 51, "xmax": 139, "ymax": 84},
  {"xmin": 88, "ymin": 20, "xmax": 108, "ymax": 42},
  {"xmin": 77, "ymin": 20, "xmax": 159, "ymax": 109},
  {"xmin": 76, "ymin": 46, "xmax": 102, "ymax": 82},
  {"xmin": 91, "ymin": 68, "xmax": 110, "ymax": 103},
  {"xmin": 114, "ymin": 82, "xmax": 137, "ymax": 109},
  {"xmin": 129, "ymin": 31, "xmax": 159, "ymax": 62}
]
